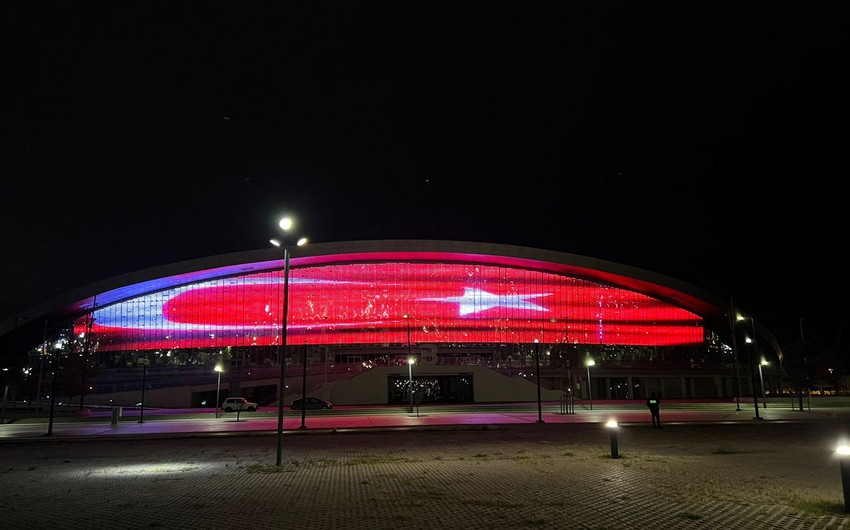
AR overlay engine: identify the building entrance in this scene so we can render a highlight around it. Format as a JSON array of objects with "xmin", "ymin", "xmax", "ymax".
[{"xmin": 387, "ymin": 373, "xmax": 474, "ymax": 404}]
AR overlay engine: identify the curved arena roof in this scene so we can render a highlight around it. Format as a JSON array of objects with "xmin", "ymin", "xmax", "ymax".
[{"xmin": 0, "ymin": 240, "xmax": 777, "ymax": 355}]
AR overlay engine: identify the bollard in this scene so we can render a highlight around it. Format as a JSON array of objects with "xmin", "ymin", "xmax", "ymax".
[
  {"xmin": 838, "ymin": 444, "xmax": 850, "ymax": 512},
  {"xmin": 606, "ymin": 418, "xmax": 619, "ymax": 459},
  {"xmin": 110, "ymin": 406, "xmax": 120, "ymax": 426}
]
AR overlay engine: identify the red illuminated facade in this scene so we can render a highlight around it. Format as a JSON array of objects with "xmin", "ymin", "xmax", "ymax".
[
  {"xmin": 82, "ymin": 261, "xmax": 704, "ymax": 351},
  {"xmin": 9, "ymin": 241, "xmax": 780, "ymax": 406}
]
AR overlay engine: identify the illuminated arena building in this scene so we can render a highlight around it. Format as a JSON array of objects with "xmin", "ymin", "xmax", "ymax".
[{"xmin": 0, "ymin": 240, "xmax": 782, "ymax": 409}]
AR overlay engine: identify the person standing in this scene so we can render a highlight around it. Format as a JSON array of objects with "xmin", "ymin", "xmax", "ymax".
[{"xmin": 647, "ymin": 392, "xmax": 661, "ymax": 428}]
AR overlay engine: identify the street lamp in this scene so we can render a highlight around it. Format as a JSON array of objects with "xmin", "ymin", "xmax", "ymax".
[
  {"xmin": 138, "ymin": 359, "xmax": 148, "ymax": 424},
  {"xmin": 323, "ymin": 347, "xmax": 328, "ymax": 402},
  {"xmin": 757, "ymin": 357, "xmax": 768, "ymax": 408},
  {"xmin": 736, "ymin": 314, "xmax": 762, "ymax": 420},
  {"xmin": 271, "ymin": 216, "xmax": 308, "ymax": 466},
  {"xmin": 36, "ymin": 320, "xmax": 48, "ymax": 407},
  {"xmin": 585, "ymin": 357, "xmax": 595, "ymax": 410},
  {"xmin": 403, "ymin": 314, "xmax": 415, "ymax": 413},
  {"xmin": 727, "ymin": 307, "xmax": 742, "ymax": 411},
  {"xmin": 214, "ymin": 364, "xmax": 223, "ymax": 418},
  {"xmin": 298, "ymin": 341, "xmax": 309, "ymax": 430},
  {"xmin": 45, "ymin": 339, "xmax": 61, "ymax": 437},
  {"xmin": 408, "ymin": 357, "xmax": 415, "ymax": 413},
  {"xmin": 799, "ymin": 317, "xmax": 812, "ymax": 410},
  {"xmin": 534, "ymin": 339, "xmax": 544, "ymax": 423}
]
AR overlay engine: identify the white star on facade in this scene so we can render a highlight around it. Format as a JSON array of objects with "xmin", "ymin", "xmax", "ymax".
[{"xmin": 419, "ymin": 287, "xmax": 551, "ymax": 316}]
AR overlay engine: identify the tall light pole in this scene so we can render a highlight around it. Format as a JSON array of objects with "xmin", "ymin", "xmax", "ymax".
[
  {"xmin": 45, "ymin": 338, "xmax": 62, "ymax": 437},
  {"xmin": 727, "ymin": 303, "xmax": 742, "ymax": 411},
  {"xmin": 534, "ymin": 339, "xmax": 543, "ymax": 423},
  {"xmin": 214, "ymin": 364, "xmax": 223, "ymax": 419},
  {"xmin": 403, "ymin": 314, "xmax": 413, "ymax": 412},
  {"xmin": 271, "ymin": 216, "xmax": 308, "ymax": 466},
  {"xmin": 78, "ymin": 309, "xmax": 95, "ymax": 411},
  {"xmin": 138, "ymin": 359, "xmax": 148, "ymax": 423},
  {"xmin": 408, "ymin": 357, "xmax": 415, "ymax": 413},
  {"xmin": 799, "ymin": 317, "xmax": 811, "ymax": 410},
  {"xmin": 737, "ymin": 314, "xmax": 761, "ymax": 420},
  {"xmin": 585, "ymin": 357, "xmax": 595, "ymax": 410},
  {"xmin": 323, "ymin": 347, "xmax": 328, "ymax": 402},
  {"xmin": 757, "ymin": 358, "xmax": 768, "ymax": 408},
  {"xmin": 36, "ymin": 320, "xmax": 48, "ymax": 406},
  {"xmin": 299, "ymin": 343, "xmax": 307, "ymax": 429}
]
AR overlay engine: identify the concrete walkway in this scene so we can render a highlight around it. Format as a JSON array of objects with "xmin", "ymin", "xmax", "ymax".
[{"xmin": 0, "ymin": 398, "xmax": 833, "ymax": 441}]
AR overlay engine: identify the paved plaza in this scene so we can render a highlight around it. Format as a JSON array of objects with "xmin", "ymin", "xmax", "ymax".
[{"xmin": 2, "ymin": 401, "xmax": 850, "ymax": 529}]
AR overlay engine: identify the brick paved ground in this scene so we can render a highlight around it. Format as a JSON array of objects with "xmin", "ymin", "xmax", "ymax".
[{"xmin": 3, "ymin": 421, "xmax": 850, "ymax": 529}]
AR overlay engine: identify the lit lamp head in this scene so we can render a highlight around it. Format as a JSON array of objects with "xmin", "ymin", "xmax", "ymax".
[
  {"xmin": 408, "ymin": 357, "xmax": 415, "ymax": 365},
  {"xmin": 606, "ymin": 418, "xmax": 618, "ymax": 429},
  {"xmin": 214, "ymin": 364, "xmax": 223, "ymax": 373},
  {"xmin": 269, "ymin": 217, "xmax": 308, "ymax": 248},
  {"xmin": 270, "ymin": 237, "xmax": 308, "ymax": 248},
  {"xmin": 586, "ymin": 358, "xmax": 596, "ymax": 368},
  {"xmin": 836, "ymin": 441, "xmax": 850, "ymax": 458}
]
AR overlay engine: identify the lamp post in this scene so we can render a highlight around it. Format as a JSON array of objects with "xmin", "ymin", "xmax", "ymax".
[
  {"xmin": 403, "ymin": 314, "xmax": 414, "ymax": 413},
  {"xmin": 323, "ymin": 347, "xmax": 328, "ymax": 402},
  {"xmin": 585, "ymin": 357, "xmax": 595, "ymax": 410},
  {"xmin": 214, "ymin": 364, "xmax": 223, "ymax": 419},
  {"xmin": 799, "ymin": 317, "xmax": 812, "ymax": 410},
  {"xmin": 45, "ymin": 339, "xmax": 61, "ymax": 437},
  {"xmin": 727, "ymin": 304, "xmax": 742, "ymax": 411},
  {"xmin": 271, "ymin": 216, "xmax": 308, "ymax": 466},
  {"xmin": 78, "ymin": 310, "xmax": 95, "ymax": 411},
  {"xmin": 736, "ymin": 314, "xmax": 762, "ymax": 420},
  {"xmin": 299, "ymin": 343, "xmax": 308, "ymax": 430},
  {"xmin": 757, "ymin": 358, "xmax": 768, "ymax": 408},
  {"xmin": 138, "ymin": 360, "xmax": 148, "ymax": 423},
  {"xmin": 534, "ymin": 339, "xmax": 544, "ymax": 423},
  {"xmin": 36, "ymin": 320, "xmax": 48, "ymax": 407},
  {"xmin": 408, "ymin": 357, "xmax": 415, "ymax": 413}
]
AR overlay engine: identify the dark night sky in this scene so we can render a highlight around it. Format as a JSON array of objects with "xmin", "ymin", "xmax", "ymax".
[{"xmin": 2, "ymin": 2, "xmax": 848, "ymax": 348}]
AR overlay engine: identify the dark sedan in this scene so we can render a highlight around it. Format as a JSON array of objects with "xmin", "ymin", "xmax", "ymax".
[{"xmin": 290, "ymin": 397, "xmax": 333, "ymax": 410}]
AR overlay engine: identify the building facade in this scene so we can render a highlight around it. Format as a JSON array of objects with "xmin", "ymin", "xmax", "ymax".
[{"xmin": 1, "ymin": 240, "xmax": 782, "ymax": 409}]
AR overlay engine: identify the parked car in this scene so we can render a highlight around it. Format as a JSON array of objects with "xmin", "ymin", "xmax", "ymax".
[
  {"xmin": 221, "ymin": 397, "xmax": 258, "ymax": 412},
  {"xmin": 290, "ymin": 397, "xmax": 333, "ymax": 410}
]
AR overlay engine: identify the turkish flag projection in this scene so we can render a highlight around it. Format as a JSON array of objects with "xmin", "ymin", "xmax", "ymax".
[{"xmin": 82, "ymin": 262, "xmax": 704, "ymax": 351}]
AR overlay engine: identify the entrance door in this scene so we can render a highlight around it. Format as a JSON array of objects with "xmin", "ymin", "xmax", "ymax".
[{"xmin": 387, "ymin": 374, "xmax": 474, "ymax": 404}]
